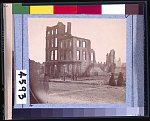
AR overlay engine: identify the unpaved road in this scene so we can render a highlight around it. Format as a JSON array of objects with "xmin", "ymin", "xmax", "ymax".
[{"xmin": 35, "ymin": 80, "xmax": 126, "ymax": 104}]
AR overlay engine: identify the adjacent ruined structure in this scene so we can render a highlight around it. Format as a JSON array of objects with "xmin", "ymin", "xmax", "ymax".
[
  {"xmin": 105, "ymin": 49, "xmax": 116, "ymax": 73},
  {"xmin": 44, "ymin": 22, "xmax": 96, "ymax": 79},
  {"xmin": 115, "ymin": 57, "xmax": 121, "ymax": 67},
  {"xmin": 114, "ymin": 57, "xmax": 122, "ymax": 73}
]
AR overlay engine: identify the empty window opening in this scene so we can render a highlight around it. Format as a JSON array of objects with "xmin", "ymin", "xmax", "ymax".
[
  {"xmin": 55, "ymin": 38, "xmax": 57, "ymax": 47},
  {"xmin": 56, "ymin": 29, "xmax": 57, "ymax": 34},
  {"xmin": 51, "ymin": 50, "xmax": 54, "ymax": 60},
  {"xmin": 77, "ymin": 50, "xmax": 80, "ymax": 60},
  {"xmin": 83, "ymin": 41, "xmax": 86, "ymax": 48},
  {"xmin": 91, "ymin": 52, "xmax": 94, "ymax": 62},
  {"xmin": 83, "ymin": 51, "xmax": 86, "ymax": 60},
  {"xmin": 77, "ymin": 40, "xmax": 79, "ymax": 47},
  {"xmin": 55, "ymin": 50, "xmax": 57, "ymax": 60},
  {"xmin": 69, "ymin": 51, "xmax": 72, "ymax": 60},
  {"xmin": 51, "ymin": 39, "xmax": 54, "ymax": 47}
]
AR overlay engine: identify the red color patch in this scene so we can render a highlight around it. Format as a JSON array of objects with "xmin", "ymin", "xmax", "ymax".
[
  {"xmin": 54, "ymin": 5, "xmax": 77, "ymax": 14},
  {"xmin": 77, "ymin": 5, "xmax": 101, "ymax": 14}
]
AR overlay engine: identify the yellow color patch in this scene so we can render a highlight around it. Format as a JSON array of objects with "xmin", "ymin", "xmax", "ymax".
[{"xmin": 30, "ymin": 5, "xmax": 54, "ymax": 14}]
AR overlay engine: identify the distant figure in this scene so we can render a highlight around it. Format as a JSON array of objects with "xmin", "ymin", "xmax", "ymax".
[
  {"xmin": 75, "ymin": 73, "xmax": 78, "ymax": 81},
  {"xmin": 109, "ymin": 73, "xmax": 116, "ymax": 86},
  {"xmin": 63, "ymin": 75, "xmax": 65, "ymax": 81},
  {"xmin": 71, "ymin": 74, "xmax": 75, "ymax": 81},
  {"xmin": 63, "ymin": 72, "xmax": 67, "ymax": 81},
  {"xmin": 117, "ymin": 72, "xmax": 124, "ymax": 86}
]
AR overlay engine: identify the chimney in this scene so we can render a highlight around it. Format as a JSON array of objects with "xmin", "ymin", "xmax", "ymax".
[{"xmin": 67, "ymin": 22, "xmax": 71, "ymax": 35}]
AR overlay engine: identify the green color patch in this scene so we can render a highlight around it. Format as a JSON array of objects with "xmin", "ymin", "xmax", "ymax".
[{"xmin": 12, "ymin": 3, "xmax": 30, "ymax": 14}]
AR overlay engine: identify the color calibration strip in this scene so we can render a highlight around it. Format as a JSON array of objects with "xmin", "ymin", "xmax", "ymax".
[
  {"xmin": 12, "ymin": 3, "xmax": 144, "ymax": 15},
  {"xmin": 12, "ymin": 107, "xmax": 144, "ymax": 119}
]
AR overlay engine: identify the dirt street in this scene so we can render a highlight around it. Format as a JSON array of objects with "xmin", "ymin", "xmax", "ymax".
[{"xmin": 34, "ymin": 79, "xmax": 126, "ymax": 104}]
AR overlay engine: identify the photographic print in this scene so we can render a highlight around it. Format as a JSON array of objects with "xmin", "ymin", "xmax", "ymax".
[
  {"xmin": 28, "ymin": 18, "xmax": 126, "ymax": 104},
  {"xmin": 3, "ymin": 2, "xmax": 147, "ymax": 119}
]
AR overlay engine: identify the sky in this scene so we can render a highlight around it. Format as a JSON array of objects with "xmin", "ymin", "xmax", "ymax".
[{"xmin": 28, "ymin": 18, "xmax": 126, "ymax": 63}]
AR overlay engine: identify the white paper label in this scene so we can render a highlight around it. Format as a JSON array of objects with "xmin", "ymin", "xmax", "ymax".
[{"xmin": 16, "ymin": 70, "xmax": 27, "ymax": 104}]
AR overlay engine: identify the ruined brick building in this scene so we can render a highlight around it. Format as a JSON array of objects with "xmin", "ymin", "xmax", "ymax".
[
  {"xmin": 104, "ymin": 49, "xmax": 126, "ymax": 74},
  {"xmin": 44, "ymin": 22, "xmax": 96, "ymax": 79},
  {"xmin": 104, "ymin": 49, "xmax": 116, "ymax": 73}
]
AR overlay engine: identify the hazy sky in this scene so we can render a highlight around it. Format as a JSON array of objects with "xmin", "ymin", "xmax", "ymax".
[{"xmin": 28, "ymin": 18, "xmax": 126, "ymax": 63}]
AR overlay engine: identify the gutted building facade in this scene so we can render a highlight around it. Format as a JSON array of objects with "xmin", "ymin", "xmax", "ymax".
[
  {"xmin": 105, "ymin": 49, "xmax": 116, "ymax": 73},
  {"xmin": 44, "ymin": 22, "xmax": 96, "ymax": 79}
]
